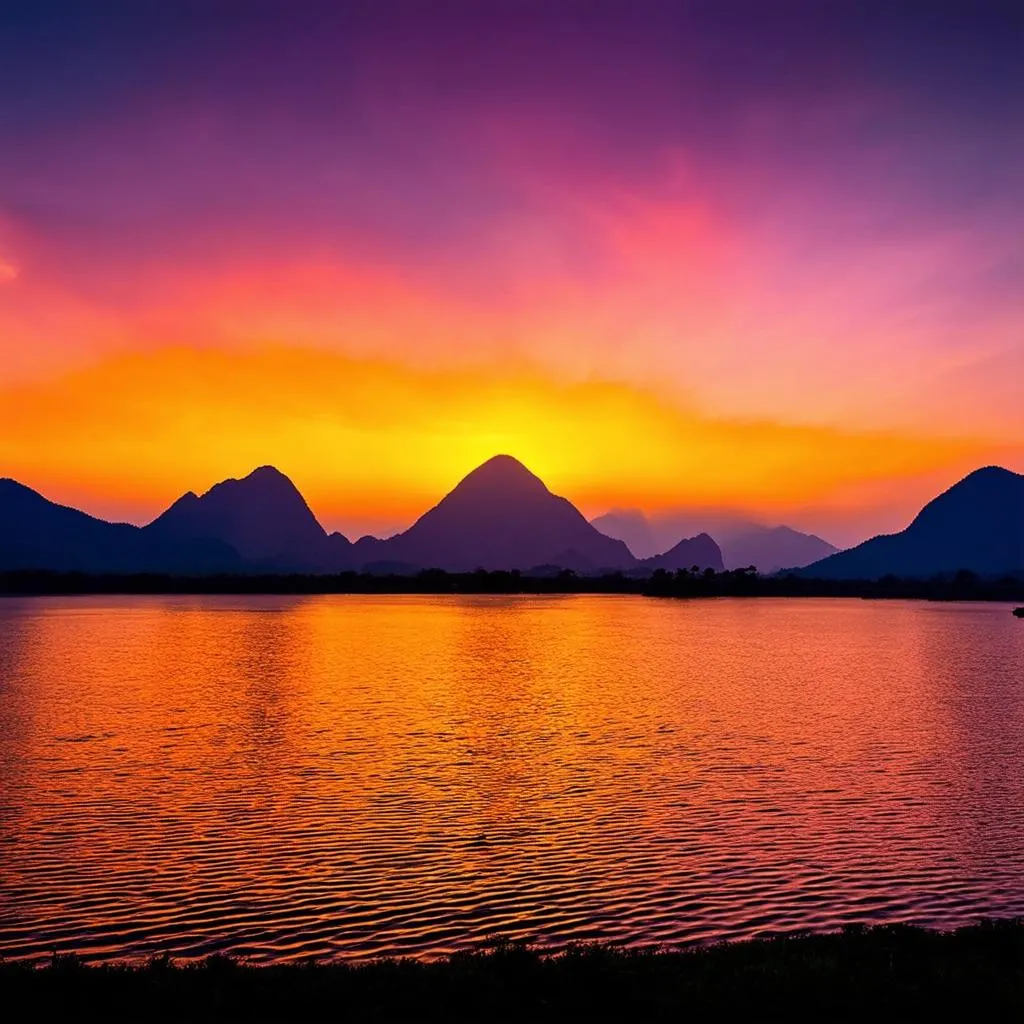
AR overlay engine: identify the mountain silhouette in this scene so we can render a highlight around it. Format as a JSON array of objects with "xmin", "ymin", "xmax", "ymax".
[
  {"xmin": 799, "ymin": 466, "xmax": 1024, "ymax": 579},
  {"xmin": 722, "ymin": 525, "xmax": 837, "ymax": 574},
  {"xmin": 641, "ymin": 533, "xmax": 724, "ymax": 572},
  {"xmin": 361, "ymin": 455, "xmax": 636, "ymax": 572},
  {"xmin": 146, "ymin": 466, "xmax": 353, "ymax": 571},
  {"xmin": 590, "ymin": 509, "xmax": 659, "ymax": 558},
  {"xmin": 0, "ymin": 478, "xmax": 241, "ymax": 573},
  {"xmin": 592, "ymin": 508, "xmax": 835, "ymax": 570},
  {"xmin": 8, "ymin": 461, "xmax": 1019, "ymax": 579}
]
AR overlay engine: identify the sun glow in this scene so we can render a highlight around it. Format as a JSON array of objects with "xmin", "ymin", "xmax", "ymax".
[{"xmin": 0, "ymin": 344, "xmax": 998, "ymax": 538}]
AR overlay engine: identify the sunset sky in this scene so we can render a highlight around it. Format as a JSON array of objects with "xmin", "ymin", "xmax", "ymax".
[{"xmin": 1, "ymin": 1, "xmax": 1021, "ymax": 545}]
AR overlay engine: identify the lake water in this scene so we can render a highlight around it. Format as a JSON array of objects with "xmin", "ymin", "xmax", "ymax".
[{"xmin": 1, "ymin": 595, "xmax": 1023, "ymax": 962}]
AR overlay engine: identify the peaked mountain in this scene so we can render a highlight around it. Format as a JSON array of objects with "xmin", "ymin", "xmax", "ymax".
[
  {"xmin": 0, "ymin": 478, "xmax": 241, "ymax": 573},
  {"xmin": 145, "ymin": 465, "xmax": 353, "ymax": 571},
  {"xmin": 799, "ymin": 466, "xmax": 1024, "ymax": 579},
  {"xmin": 361, "ymin": 455, "xmax": 636, "ymax": 572},
  {"xmin": 642, "ymin": 533, "xmax": 724, "ymax": 572}
]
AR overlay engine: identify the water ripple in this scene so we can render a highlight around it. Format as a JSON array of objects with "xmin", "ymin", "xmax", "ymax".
[{"xmin": 1, "ymin": 595, "xmax": 1023, "ymax": 962}]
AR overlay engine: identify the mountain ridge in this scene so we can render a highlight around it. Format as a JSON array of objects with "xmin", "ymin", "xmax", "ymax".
[
  {"xmin": 0, "ymin": 478, "xmax": 242, "ymax": 574},
  {"xmin": 145, "ymin": 465, "xmax": 349, "ymax": 570},
  {"xmin": 3, "ymin": 461, "xmax": 1022, "ymax": 579},
  {"xmin": 797, "ymin": 466, "xmax": 1024, "ymax": 579},
  {"xmin": 592, "ymin": 508, "xmax": 837, "ymax": 571}
]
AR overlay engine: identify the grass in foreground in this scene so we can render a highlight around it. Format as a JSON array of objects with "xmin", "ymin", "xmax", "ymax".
[{"xmin": 3, "ymin": 922, "xmax": 1024, "ymax": 1020}]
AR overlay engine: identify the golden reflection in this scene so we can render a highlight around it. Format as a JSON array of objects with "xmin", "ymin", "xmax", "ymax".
[{"xmin": 1, "ymin": 595, "xmax": 1023, "ymax": 961}]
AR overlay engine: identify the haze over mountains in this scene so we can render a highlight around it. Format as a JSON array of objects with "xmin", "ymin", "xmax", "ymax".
[
  {"xmin": 1, "ymin": 459, "xmax": 1021, "ymax": 580},
  {"xmin": 592, "ymin": 509, "xmax": 837, "ymax": 572}
]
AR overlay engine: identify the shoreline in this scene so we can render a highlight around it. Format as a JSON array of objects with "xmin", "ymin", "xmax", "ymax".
[
  {"xmin": 1, "ymin": 567, "xmax": 1022, "ymax": 602},
  {"xmin": 3, "ymin": 922, "xmax": 1023, "ymax": 1019}
]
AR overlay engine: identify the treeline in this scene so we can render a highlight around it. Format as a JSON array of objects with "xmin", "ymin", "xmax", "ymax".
[
  {"xmin": 644, "ymin": 567, "xmax": 1024, "ymax": 602},
  {"xmin": 1, "ymin": 566, "xmax": 1023, "ymax": 601},
  {"xmin": 2, "ymin": 922, "xmax": 1023, "ymax": 1019}
]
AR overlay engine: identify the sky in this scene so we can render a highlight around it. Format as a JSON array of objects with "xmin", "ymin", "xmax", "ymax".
[{"xmin": 1, "ymin": 0, "xmax": 1021, "ymax": 546}]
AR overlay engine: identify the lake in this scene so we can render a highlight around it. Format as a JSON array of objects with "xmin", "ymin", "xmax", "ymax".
[{"xmin": 1, "ymin": 595, "xmax": 1023, "ymax": 962}]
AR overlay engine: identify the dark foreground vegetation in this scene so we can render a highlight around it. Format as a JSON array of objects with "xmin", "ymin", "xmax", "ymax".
[
  {"xmin": 3, "ymin": 923, "xmax": 1024, "ymax": 1020},
  {"xmin": 2, "ymin": 566, "xmax": 1023, "ymax": 602}
]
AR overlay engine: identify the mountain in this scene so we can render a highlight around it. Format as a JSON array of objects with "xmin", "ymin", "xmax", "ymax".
[
  {"xmin": 591, "ymin": 508, "xmax": 835, "ymax": 571},
  {"xmin": 1, "ymin": 458, "xmax": 636, "ymax": 576},
  {"xmin": 641, "ymin": 533, "xmax": 724, "ymax": 572},
  {"xmin": 365, "ymin": 455, "xmax": 636, "ymax": 572},
  {"xmin": 0, "ymin": 478, "xmax": 241, "ymax": 573},
  {"xmin": 590, "ymin": 509, "xmax": 659, "ymax": 559},
  {"xmin": 145, "ymin": 465, "xmax": 353, "ymax": 571},
  {"xmin": 798, "ymin": 466, "xmax": 1024, "ymax": 579},
  {"xmin": 721, "ymin": 525, "xmax": 837, "ymax": 574}
]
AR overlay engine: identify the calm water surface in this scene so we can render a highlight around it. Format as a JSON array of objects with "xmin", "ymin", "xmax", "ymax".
[{"xmin": 1, "ymin": 595, "xmax": 1023, "ymax": 962}]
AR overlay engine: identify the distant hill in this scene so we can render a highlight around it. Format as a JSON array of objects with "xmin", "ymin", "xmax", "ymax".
[
  {"xmin": 723, "ymin": 525, "xmax": 836, "ymax": 574},
  {"xmin": 0, "ymin": 478, "xmax": 241, "ymax": 574},
  {"xmin": 798, "ymin": 466, "xmax": 1024, "ymax": 579},
  {"xmin": 145, "ymin": 465, "xmax": 352, "ymax": 571},
  {"xmin": 592, "ymin": 508, "xmax": 835, "ymax": 571},
  {"xmin": 590, "ymin": 509, "xmax": 659, "ymax": 559},
  {"xmin": 641, "ymin": 533, "xmax": 724, "ymax": 572},
  {"xmin": 364, "ymin": 455, "xmax": 636, "ymax": 573}
]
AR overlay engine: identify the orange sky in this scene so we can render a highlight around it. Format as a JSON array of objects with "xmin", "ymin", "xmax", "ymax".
[
  {"xmin": 1, "ymin": 344, "xmax": 1016, "ymax": 546},
  {"xmin": 1, "ymin": 232, "xmax": 1021, "ymax": 546},
  {"xmin": 1, "ymin": 4, "xmax": 1021, "ymax": 547}
]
